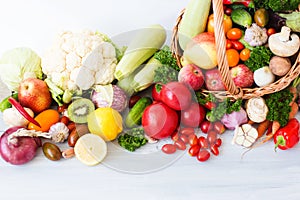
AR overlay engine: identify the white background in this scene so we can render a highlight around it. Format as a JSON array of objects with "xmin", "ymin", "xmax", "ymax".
[{"xmin": 0, "ymin": 0, "xmax": 300, "ymax": 200}]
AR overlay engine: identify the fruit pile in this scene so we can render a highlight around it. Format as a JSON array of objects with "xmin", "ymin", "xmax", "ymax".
[{"xmin": 0, "ymin": 0, "xmax": 299, "ymax": 167}]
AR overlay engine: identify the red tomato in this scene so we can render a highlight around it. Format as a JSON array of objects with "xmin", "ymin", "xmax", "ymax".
[
  {"xmin": 198, "ymin": 136, "xmax": 208, "ymax": 149},
  {"xmin": 188, "ymin": 145, "xmax": 200, "ymax": 157},
  {"xmin": 231, "ymin": 40, "xmax": 244, "ymax": 51},
  {"xmin": 162, "ymin": 144, "xmax": 176, "ymax": 154},
  {"xmin": 181, "ymin": 103, "xmax": 206, "ymax": 127},
  {"xmin": 188, "ymin": 134, "xmax": 198, "ymax": 146},
  {"xmin": 226, "ymin": 39, "xmax": 233, "ymax": 50},
  {"xmin": 152, "ymin": 84, "xmax": 162, "ymax": 101},
  {"xmin": 200, "ymin": 120, "xmax": 212, "ymax": 133},
  {"xmin": 240, "ymin": 48, "xmax": 251, "ymax": 61},
  {"xmin": 171, "ymin": 131, "xmax": 180, "ymax": 142},
  {"xmin": 207, "ymin": 130, "xmax": 218, "ymax": 145},
  {"xmin": 267, "ymin": 28, "xmax": 276, "ymax": 36},
  {"xmin": 142, "ymin": 102, "xmax": 178, "ymax": 139},
  {"xmin": 179, "ymin": 134, "xmax": 189, "ymax": 144},
  {"xmin": 210, "ymin": 144, "xmax": 220, "ymax": 156},
  {"xmin": 197, "ymin": 149, "xmax": 211, "ymax": 162},
  {"xmin": 174, "ymin": 139, "xmax": 186, "ymax": 150},
  {"xmin": 226, "ymin": 28, "xmax": 243, "ymax": 40},
  {"xmin": 215, "ymin": 138, "xmax": 222, "ymax": 147},
  {"xmin": 160, "ymin": 82, "xmax": 192, "ymax": 111},
  {"xmin": 180, "ymin": 127, "xmax": 195, "ymax": 136},
  {"xmin": 213, "ymin": 121, "xmax": 226, "ymax": 134}
]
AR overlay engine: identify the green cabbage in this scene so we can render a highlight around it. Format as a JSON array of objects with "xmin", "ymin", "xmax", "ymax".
[{"xmin": 0, "ymin": 47, "xmax": 43, "ymax": 91}]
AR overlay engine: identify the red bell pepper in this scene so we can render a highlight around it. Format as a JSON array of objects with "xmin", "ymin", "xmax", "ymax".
[
  {"xmin": 274, "ymin": 118, "xmax": 299, "ymax": 150},
  {"xmin": 223, "ymin": 0, "xmax": 255, "ymax": 8}
]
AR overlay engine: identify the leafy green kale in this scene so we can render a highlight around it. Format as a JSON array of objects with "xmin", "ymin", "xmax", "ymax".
[
  {"xmin": 253, "ymin": 0, "xmax": 299, "ymax": 11},
  {"xmin": 207, "ymin": 98, "xmax": 243, "ymax": 122},
  {"xmin": 154, "ymin": 46, "xmax": 180, "ymax": 71},
  {"xmin": 244, "ymin": 46, "xmax": 273, "ymax": 72},
  {"xmin": 117, "ymin": 127, "xmax": 148, "ymax": 152},
  {"xmin": 265, "ymin": 89, "xmax": 293, "ymax": 127},
  {"xmin": 153, "ymin": 46, "xmax": 180, "ymax": 91},
  {"xmin": 195, "ymin": 92, "xmax": 217, "ymax": 105}
]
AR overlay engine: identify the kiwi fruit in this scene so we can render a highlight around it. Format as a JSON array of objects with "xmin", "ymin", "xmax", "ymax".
[{"xmin": 67, "ymin": 98, "xmax": 95, "ymax": 123}]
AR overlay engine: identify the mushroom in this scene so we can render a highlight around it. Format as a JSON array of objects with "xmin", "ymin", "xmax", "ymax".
[
  {"xmin": 268, "ymin": 26, "xmax": 300, "ymax": 57},
  {"xmin": 232, "ymin": 124, "xmax": 258, "ymax": 148},
  {"xmin": 269, "ymin": 56, "xmax": 291, "ymax": 76},
  {"xmin": 246, "ymin": 97, "xmax": 269, "ymax": 123}
]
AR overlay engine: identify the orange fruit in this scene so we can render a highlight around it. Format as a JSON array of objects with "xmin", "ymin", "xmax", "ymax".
[{"xmin": 28, "ymin": 109, "xmax": 60, "ymax": 132}]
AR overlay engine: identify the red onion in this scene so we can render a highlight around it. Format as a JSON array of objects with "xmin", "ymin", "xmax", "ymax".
[{"xmin": 0, "ymin": 126, "xmax": 41, "ymax": 165}]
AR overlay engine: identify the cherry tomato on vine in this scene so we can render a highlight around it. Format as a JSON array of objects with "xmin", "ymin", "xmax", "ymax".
[
  {"xmin": 240, "ymin": 48, "xmax": 251, "ymax": 61},
  {"xmin": 226, "ymin": 28, "xmax": 243, "ymax": 40},
  {"xmin": 226, "ymin": 49, "xmax": 240, "ymax": 67}
]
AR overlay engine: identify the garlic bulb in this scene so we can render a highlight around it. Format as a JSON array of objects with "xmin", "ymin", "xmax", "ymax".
[
  {"xmin": 246, "ymin": 97, "xmax": 269, "ymax": 123},
  {"xmin": 48, "ymin": 122, "xmax": 70, "ymax": 143},
  {"xmin": 232, "ymin": 124, "xmax": 258, "ymax": 148}
]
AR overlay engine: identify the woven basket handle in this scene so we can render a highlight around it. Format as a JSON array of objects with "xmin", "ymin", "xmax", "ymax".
[{"xmin": 212, "ymin": 0, "xmax": 242, "ymax": 98}]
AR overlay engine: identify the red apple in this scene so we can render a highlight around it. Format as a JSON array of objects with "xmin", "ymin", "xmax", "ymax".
[
  {"xmin": 204, "ymin": 69, "xmax": 226, "ymax": 91},
  {"xmin": 18, "ymin": 78, "xmax": 52, "ymax": 113},
  {"xmin": 178, "ymin": 64, "xmax": 204, "ymax": 90},
  {"xmin": 183, "ymin": 32, "xmax": 217, "ymax": 70},
  {"xmin": 230, "ymin": 64, "xmax": 254, "ymax": 88},
  {"xmin": 181, "ymin": 102, "xmax": 206, "ymax": 127}
]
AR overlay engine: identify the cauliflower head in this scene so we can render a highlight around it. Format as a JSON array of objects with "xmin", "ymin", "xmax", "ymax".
[{"xmin": 42, "ymin": 30, "xmax": 118, "ymax": 92}]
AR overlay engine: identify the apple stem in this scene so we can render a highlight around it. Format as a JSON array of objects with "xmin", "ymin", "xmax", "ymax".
[{"xmin": 8, "ymin": 97, "xmax": 41, "ymax": 128}]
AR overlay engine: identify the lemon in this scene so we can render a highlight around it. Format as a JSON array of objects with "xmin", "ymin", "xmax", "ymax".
[
  {"xmin": 87, "ymin": 107, "xmax": 123, "ymax": 141},
  {"xmin": 74, "ymin": 134, "xmax": 107, "ymax": 166}
]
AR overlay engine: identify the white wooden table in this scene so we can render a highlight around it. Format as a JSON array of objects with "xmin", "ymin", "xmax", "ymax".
[{"xmin": 0, "ymin": 1, "xmax": 300, "ymax": 200}]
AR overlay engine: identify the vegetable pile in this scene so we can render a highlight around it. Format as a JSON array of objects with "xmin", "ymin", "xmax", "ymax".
[{"xmin": 0, "ymin": 0, "xmax": 300, "ymax": 167}]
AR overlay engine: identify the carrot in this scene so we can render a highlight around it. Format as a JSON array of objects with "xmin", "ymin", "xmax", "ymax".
[
  {"xmin": 289, "ymin": 101, "xmax": 299, "ymax": 119},
  {"xmin": 260, "ymin": 120, "xmax": 280, "ymax": 143},
  {"xmin": 247, "ymin": 119, "xmax": 255, "ymax": 125},
  {"xmin": 271, "ymin": 120, "xmax": 281, "ymax": 135},
  {"xmin": 256, "ymin": 120, "xmax": 270, "ymax": 138},
  {"xmin": 289, "ymin": 86, "xmax": 297, "ymax": 103}
]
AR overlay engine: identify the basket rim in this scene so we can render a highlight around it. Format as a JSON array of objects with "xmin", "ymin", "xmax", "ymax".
[{"xmin": 171, "ymin": 0, "xmax": 300, "ymax": 100}]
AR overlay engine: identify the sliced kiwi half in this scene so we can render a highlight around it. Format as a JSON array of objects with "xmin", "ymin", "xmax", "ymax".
[{"xmin": 68, "ymin": 98, "xmax": 95, "ymax": 123}]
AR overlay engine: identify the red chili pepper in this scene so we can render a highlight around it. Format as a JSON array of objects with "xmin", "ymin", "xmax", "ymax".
[
  {"xmin": 223, "ymin": 0, "xmax": 254, "ymax": 8},
  {"xmin": 8, "ymin": 97, "xmax": 41, "ymax": 128},
  {"xmin": 273, "ymin": 118, "xmax": 299, "ymax": 150}
]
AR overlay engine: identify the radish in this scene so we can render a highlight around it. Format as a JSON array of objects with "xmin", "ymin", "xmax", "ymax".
[{"xmin": 0, "ymin": 126, "xmax": 41, "ymax": 165}]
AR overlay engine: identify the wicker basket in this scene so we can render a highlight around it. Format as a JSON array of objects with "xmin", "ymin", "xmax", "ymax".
[{"xmin": 171, "ymin": 0, "xmax": 300, "ymax": 100}]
